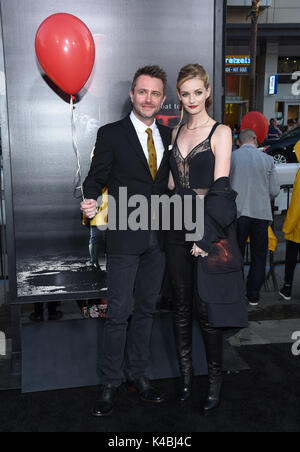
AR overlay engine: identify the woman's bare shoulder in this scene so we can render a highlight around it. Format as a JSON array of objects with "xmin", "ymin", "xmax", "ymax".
[
  {"xmin": 211, "ymin": 123, "xmax": 232, "ymax": 156},
  {"xmin": 215, "ymin": 123, "xmax": 232, "ymax": 137}
]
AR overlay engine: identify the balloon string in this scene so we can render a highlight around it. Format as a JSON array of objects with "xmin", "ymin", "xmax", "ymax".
[{"xmin": 70, "ymin": 96, "xmax": 85, "ymax": 201}]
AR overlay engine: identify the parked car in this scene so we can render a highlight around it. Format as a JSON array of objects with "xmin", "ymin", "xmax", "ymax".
[{"xmin": 262, "ymin": 126, "xmax": 300, "ymax": 164}]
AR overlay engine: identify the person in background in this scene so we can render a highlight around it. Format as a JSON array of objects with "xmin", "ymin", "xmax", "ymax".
[
  {"xmin": 80, "ymin": 185, "xmax": 108, "ymax": 318},
  {"xmin": 83, "ymin": 184, "xmax": 108, "ymax": 274},
  {"xmin": 279, "ymin": 144, "xmax": 300, "ymax": 301},
  {"xmin": 287, "ymin": 119, "xmax": 295, "ymax": 131},
  {"xmin": 230, "ymin": 129, "xmax": 280, "ymax": 306},
  {"xmin": 268, "ymin": 118, "xmax": 282, "ymax": 139},
  {"xmin": 232, "ymin": 124, "xmax": 240, "ymax": 150},
  {"xmin": 282, "ymin": 125, "xmax": 288, "ymax": 134}
]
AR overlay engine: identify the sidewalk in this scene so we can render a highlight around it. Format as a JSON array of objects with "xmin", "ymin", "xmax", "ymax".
[{"xmin": 230, "ymin": 245, "xmax": 300, "ymax": 347}]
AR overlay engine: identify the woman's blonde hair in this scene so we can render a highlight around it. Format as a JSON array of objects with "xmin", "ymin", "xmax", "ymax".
[{"xmin": 177, "ymin": 64, "xmax": 212, "ymax": 124}]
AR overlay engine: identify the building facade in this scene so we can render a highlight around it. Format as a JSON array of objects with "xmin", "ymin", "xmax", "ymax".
[{"xmin": 226, "ymin": 0, "xmax": 300, "ymax": 128}]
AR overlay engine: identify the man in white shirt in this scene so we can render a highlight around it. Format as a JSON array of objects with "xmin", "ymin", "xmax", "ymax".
[
  {"xmin": 129, "ymin": 110, "xmax": 165, "ymax": 169},
  {"xmin": 81, "ymin": 66, "xmax": 172, "ymax": 417}
]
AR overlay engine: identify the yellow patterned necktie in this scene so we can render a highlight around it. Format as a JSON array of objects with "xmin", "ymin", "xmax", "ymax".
[{"xmin": 146, "ymin": 128, "xmax": 157, "ymax": 180}]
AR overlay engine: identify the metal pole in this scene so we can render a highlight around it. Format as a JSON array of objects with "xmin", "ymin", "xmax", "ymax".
[
  {"xmin": 248, "ymin": 0, "xmax": 261, "ymax": 111},
  {"xmin": 214, "ymin": 0, "xmax": 226, "ymax": 123}
]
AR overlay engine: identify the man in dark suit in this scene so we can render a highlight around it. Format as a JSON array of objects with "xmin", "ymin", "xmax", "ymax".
[{"xmin": 81, "ymin": 66, "xmax": 172, "ymax": 416}]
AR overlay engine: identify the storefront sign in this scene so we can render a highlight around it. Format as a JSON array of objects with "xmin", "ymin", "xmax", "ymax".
[
  {"xmin": 226, "ymin": 55, "xmax": 251, "ymax": 66},
  {"xmin": 225, "ymin": 55, "xmax": 251, "ymax": 75},
  {"xmin": 226, "ymin": 66, "xmax": 250, "ymax": 74},
  {"xmin": 269, "ymin": 74, "xmax": 278, "ymax": 95}
]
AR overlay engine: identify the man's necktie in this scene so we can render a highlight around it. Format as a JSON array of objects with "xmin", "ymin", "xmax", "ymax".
[{"xmin": 146, "ymin": 128, "xmax": 157, "ymax": 180}]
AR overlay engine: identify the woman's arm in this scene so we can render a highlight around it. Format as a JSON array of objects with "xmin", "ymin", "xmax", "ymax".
[
  {"xmin": 212, "ymin": 125, "xmax": 233, "ymax": 180},
  {"xmin": 192, "ymin": 125, "xmax": 233, "ymax": 258}
]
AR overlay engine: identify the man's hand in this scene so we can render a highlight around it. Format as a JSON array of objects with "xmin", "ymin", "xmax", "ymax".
[
  {"xmin": 191, "ymin": 244, "xmax": 208, "ymax": 258},
  {"xmin": 81, "ymin": 199, "xmax": 98, "ymax": 219}
]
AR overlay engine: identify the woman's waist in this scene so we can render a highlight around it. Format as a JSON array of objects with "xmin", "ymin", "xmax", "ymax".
[{"xmin": 174, "ymin": 187, "xmax": 209, "ymax": 197}]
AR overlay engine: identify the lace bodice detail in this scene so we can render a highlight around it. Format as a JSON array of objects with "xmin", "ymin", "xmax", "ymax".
[{"xmin": 170, "ymin": 123, "xmax": 219, "ymax": 194}]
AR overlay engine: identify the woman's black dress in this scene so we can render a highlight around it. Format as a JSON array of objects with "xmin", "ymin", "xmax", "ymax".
[{"xmin": 167, "ymin": 123, "xmax": 248, "ymax": 328}]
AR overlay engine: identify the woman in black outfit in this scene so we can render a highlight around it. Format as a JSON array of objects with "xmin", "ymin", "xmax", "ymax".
[{"xmin": 167, "ymin": 64, "xmax": 248, "ymax": 415}]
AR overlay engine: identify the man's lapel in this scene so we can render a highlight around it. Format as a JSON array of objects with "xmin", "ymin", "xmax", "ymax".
[
  {"xmin": 120, "ymin": 115, "xmax": 170, "ymax": 181},
  {"xmin": 156, "ymin": 121, "xmax": 171, "ymax": 178},
  {"xmin": 156, "ymin": 122, "xmax": 170, "ymax": 153},
  {"xmin": 120, "ymin": 116, "xmax": 152, "ymax": 178}
]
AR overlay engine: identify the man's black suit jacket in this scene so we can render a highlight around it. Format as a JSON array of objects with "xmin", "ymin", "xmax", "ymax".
[{"xmin": 83, "ymin": 115, "xmax": 172, "ymax": 254}]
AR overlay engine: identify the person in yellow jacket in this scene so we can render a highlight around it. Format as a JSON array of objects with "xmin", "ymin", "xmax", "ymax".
[
  {"xmin": 83, "ymin": 186, "xmax": 108, "ymax": 271},
  {"xmin": 279, "ymin": 141, "xmax": 300, "ymax": 300},
  {"xmin": 82, "ymin": 148, "xmax": 108, "ymax": 272}
]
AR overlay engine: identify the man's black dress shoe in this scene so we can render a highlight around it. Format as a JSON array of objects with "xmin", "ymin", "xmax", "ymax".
[
  {"xmin": 92, "ymin": 384, "xmax": 118, "ymax": 417},
  {"xmin": 127, "ymin": 376, "xmax": 164, "ymax": 403}
]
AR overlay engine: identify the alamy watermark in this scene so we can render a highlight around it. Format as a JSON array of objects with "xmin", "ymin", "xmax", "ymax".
[
  {"xmin": 0, "ymin": 331, "xmax": 6, "ymax": 356},
  {"xmin": 291, "ymin": 331, "xmax": 300, "ymax": 357},
  {"xmin": 96, "ymin": 188, "xmax": 205, "ymax": 242}
]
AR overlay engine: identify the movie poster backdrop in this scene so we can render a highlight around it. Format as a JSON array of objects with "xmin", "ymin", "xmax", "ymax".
[{"xmin": 0, "ymin": 0, "xmax": 224, "ymax": 302}]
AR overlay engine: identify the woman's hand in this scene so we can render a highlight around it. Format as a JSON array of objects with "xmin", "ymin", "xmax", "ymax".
[{"xmin": 191, "ymin": 243, "xmax": 208, "ymax": 258}]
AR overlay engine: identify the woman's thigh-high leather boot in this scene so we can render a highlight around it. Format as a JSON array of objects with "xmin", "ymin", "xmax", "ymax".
[
  {"xmin": 196, "ymin": 299, "xmax": 223, "ymax": 415},
  {"xmin": 172, "ymin": 285, "xmax": 194, "ymax": 402}
]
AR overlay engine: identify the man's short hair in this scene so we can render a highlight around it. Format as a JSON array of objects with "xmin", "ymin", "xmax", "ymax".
[
  {"xmin": 238, "ymin": 129, "xmax": 257, "ymax": 145},
  {"xmin": 131, "ymin": 65, "xmax": 167, "ymax": 93}
]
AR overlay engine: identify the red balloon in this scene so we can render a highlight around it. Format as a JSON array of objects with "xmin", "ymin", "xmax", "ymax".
[
  {"xmin": 35, "ymin": 13, "xmax": 95, "ymax": 95},
  {"xmin": 241, "ymin": 111, "xmax": 269, "ymax": 144}
]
